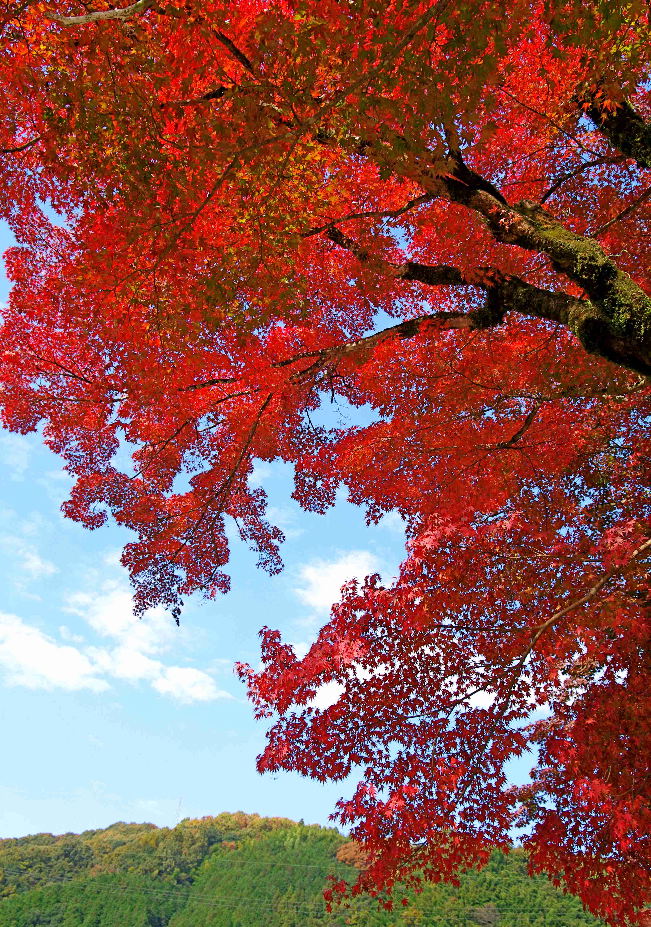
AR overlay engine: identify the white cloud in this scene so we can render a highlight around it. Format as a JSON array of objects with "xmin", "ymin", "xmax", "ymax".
[
  {"xmin": 467, "ymin": 689, "xmax": 495, "ymax": 710},
  {"xmin": 0, "ymin": 510, "xmax": 58, "ymax": 587},
  {"xmin": 266, "ymin": 505, "xmax": 304, "ymax": 540},
  {"xmin": 207, "ymin": 656, "xmax": 239, "ymax": 674},
  {"xmin": 58, "ymin": 625, "xmax": 86, "ymax": 644},
  {"xmin": 38, "ymin": 469, "xmax": 74, "ymax": 508},
  {"xmin": 378, "ymin": 510, "xmax": 407, "ymax": 535},
  {"xmin": 88, "ymin": 643, "xmax": 162, "ymax": 682},
  {"xmin": 153, "ymin": 667, "xmax": 231, "ymax": 703},
  {"xmin": 290, "ymin": 641, "xmax": 310, "ymax": 660},
  {"xmin": 0, "ymin": 612, "xmax": 108, "ymax": 692},
  {"xmin": 250, "ymin": 461, "xmax": 273, "ymax": 487},
  {"xmin": 64, "ymin": 579, "xmax": 231, "ymax": 704},
  {"xmin": 294, "ymin": 550, "xmax": 380, "ymax": 616},
  {"xmin": 308, "ymin": 679, "xmax": 345, "ymax": 711},
  {"xmin": 67, "ymin": 583, "xmax": 175, "ymax": 656},
  {"xmin": 0, "ymin": 576, "xmax": 232, "ymax": 704},
  {"xmin": 102, "ymin": 549, "xmax": 123, "ymax": 568}
]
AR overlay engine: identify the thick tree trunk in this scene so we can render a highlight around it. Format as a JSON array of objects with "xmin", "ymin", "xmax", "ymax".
[
  {"xmin": 414, "ymin": 166, "xmax": 651, "ymax": 376},
  {"xmin": 586, "ymin": 96, "xmax": 651, "ymax": 169},
  {"xmin": 322, "ymin": 97, "xmax": 651, "ymax": 374}
]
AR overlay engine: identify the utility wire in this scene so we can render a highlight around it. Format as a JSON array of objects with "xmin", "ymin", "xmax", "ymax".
[{"xmin": 0, "ymin": 863, "xmax": 592, "ymax": 924}]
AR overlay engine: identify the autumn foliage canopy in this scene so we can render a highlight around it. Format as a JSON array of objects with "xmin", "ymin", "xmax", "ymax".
[{"xmin": 0, "ymin": 0, "xmax": 649, "ymax": 922}]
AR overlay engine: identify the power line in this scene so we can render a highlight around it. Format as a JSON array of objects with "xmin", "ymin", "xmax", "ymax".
[{"xmin": 0, "ymin": 864, "xmax": 598, "ymax": 925}]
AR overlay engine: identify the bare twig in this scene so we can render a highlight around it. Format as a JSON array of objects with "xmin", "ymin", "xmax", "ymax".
[
  {"xmin": 519, "ymin": 535, "xmax": 651, "ymax": 664},
  {"xmin": 453, "ymin": 535, "xmax": 651, "ymax": 803},
  {"xmin": 592, "ymin": 184, "xmax": 651, "ymax": 236},
  {"xmin": 498, "ymin": 86, "xmax": 600, "ymax": 156},
  {"xmin": 540, "ymin": 156, "xmax": 624, "ymax": 203},
  {"xmin": 1, "ymin": 136, "xmax": 41, "ymax": 155},
  {"xmin": 302, "ymin": 195, "xmax": 433, "ymax": 238}
]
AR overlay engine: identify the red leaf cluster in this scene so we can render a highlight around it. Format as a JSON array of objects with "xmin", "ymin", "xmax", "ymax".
[{"xmin": 0, "ymin": 0, "xmax": 649, "ymax": 921}]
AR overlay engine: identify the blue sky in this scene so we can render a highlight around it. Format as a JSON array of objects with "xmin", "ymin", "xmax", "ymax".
[
  {"xmin": 0, "ymin": 220, "xmax": 410, "ymax": 838},
  {"xmin": 0, "ymin": 221, "xmax": 538, "ymax": 842}
]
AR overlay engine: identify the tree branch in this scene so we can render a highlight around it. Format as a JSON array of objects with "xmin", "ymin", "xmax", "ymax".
[
  {"xmin": 324, "ymin": 221, "xmax": 651, "ymax": 374},
  {"xmin": 520, "ymin": 535, "xmax": 651, "ymax": 666},
  {"xmin": 494, "ymin": 403, "xmax": 542, "ymax": 449},
  {"xmin": 591, "ymin": 183, "xmax": 651, "ymax": 236},
  {"xmin": 175, "ymin": 87, "xmax": 230, "ymax": 107},
  {"xmin": 585, "ymin": 93, "xmax": 651, "ymax": 169},
  {"xmin": 316, "ymin": 117, "xmax": 650, "ymax": 373},
  {"xmin": 540, "ymin": 156, "xmax": 624, "ymax": 204},
  {"xmin": 302, "ymin": 195, "xmax": 433, "ymax": 238},
  {"xmin": 46, "ymin": 0, "xmax": 153, "ymax": 25},
  {"xmin": 213, "ymin": 31, "xmax": 255, "ymax": 74},
  {"xmin": 1, "ymin": 136, "xmax": 40, "ymax": 155},
  {"xmin": 499, "ymin": 85, "xmax": 601, "ymax": 156},
  {"xmin": 455, "ymin": 535, "xmax": 651, "ymax": 803},
  {"xmin": 325, "ymin": 226, "xmax": 465, "ymax": 286},
  {"xmin": 409, "ymin": 167, "xmax": 651, "ymax": 373}
]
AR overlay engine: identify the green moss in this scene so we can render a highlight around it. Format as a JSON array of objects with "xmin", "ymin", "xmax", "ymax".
[
  {"xmin": 520, "ymin": 207, "xmax": 650, "ymax": 348},
  {"xmin": 601, "ymin": 276, "xmax": 651, "ymax": 338}
]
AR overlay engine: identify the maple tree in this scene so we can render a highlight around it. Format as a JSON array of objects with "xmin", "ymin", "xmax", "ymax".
[{"xmin": 0, "ymin": 0, "xmax": 649, "ymax": 922}]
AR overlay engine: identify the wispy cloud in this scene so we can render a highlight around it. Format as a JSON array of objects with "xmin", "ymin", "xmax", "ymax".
[
  {"xmin": 266, "ymin": 504, "xmax": 304, "ymax": 540},
  {"xmin": 0, "ymin": 433, "xmax": 31, "ymax": 480},
  {"xmin": 0, "ymin": 509, "xmax": 58, "ymax": 588},
  {"xmin": 3, "ymin": 537, "xmax": 58, "ymax": 580},
  {"xmin": 250, "ymin": 460, "xmax": 273, "ymax": 487},
  {"xmin": 377, "ymin": 510, "xmax": 407, "ymax": 535},
  {"xmin": 67, "ymin": 583, "xmax": 176, "ymax": 658}
]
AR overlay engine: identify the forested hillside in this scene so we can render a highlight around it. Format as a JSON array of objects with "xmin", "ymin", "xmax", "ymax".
[{"xmin": 0, "ymin": 814, "xmax": 606, "ymax": 926}]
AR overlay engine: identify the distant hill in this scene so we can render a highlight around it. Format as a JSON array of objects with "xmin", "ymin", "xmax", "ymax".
[{"xmin": 0, "ymin": 813, "xmax": 606, "ymax": 926}]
